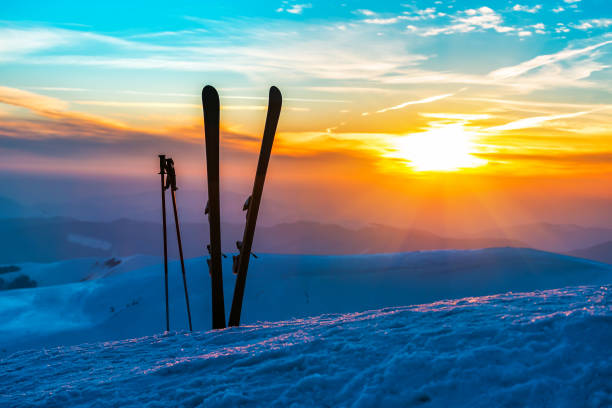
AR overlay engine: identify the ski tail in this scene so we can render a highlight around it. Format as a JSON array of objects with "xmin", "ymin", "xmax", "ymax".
[
  {"xmin": 228, "ymin": 86, "xmax": 282, "ymax": 327},
  {"xmin": 202, "ymin": 85, "xmax": 226, "ymax": 329}
]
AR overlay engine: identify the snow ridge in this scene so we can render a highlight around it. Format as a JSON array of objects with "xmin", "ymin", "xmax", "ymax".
[{"xmin": 1, "ymin": 284, "xmax": 610, "ymax": 407}]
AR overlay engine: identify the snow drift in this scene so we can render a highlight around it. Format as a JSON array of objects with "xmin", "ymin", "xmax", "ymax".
[
  {"xmin": 0, "ymin": 247, "xmax": 610, "ymax": 353},
  {"xmin": 1, "ymin": 284, "xmax": 610, "ymax": 407}
]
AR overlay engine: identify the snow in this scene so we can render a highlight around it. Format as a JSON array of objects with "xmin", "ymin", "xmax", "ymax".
[
  {"xmin": 0, "ymin": 255, "xmax": 160, "ymax": 287},
  {"xmin": 1, "ymin": 284, "xmax": 610, "ymax": 407},
  {"xmin": 1, "ymin": 247, "xmax": 611, "ymax": 353}
]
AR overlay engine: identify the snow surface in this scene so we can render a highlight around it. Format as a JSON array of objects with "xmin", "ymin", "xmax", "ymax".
[
  {"xmin": 1, "ymin": 247, "xmax": 611, "ymax": 353},
  {"xmin": 1, "ymin": 284, "xmax": 610, "ymax": 407},
  {"xmin": 0, "ymin": 255, "xmax": 160, "ymax": 287}
]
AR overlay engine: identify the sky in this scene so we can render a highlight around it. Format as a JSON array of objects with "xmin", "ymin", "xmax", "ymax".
[{"xmin": 0, "ymin": 0, "xmax": 611, "ymax": 233}]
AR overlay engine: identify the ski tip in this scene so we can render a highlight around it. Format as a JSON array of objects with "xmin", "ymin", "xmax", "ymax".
[
  {"xmin": 202, "ymin": 85, "xmax": 219, "ymax": 101},
  {"xmin": 269, "ymin": 86, "xmax": 282, "ymax": 104}
]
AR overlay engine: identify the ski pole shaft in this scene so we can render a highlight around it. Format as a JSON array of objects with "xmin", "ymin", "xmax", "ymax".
[
  {"xmin": 159, "ymin": 154, "xmax": 170, "ymax": 332},
  {"xmin": 171, "ymin": 188, "xmax": 193, "ymax": 331}
]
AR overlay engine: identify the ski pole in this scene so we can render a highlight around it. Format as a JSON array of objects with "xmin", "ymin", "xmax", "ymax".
[
  {"xmin": 165, "ymin": 158, "xmax": 193, "ymax": 331},
  {"xmin": 159, "ymin": 154, "xmax": 170, "ymax": 332}
]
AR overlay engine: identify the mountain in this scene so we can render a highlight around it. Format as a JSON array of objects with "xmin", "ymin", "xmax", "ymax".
[
  {"xmin": 1, "ymin": 247, "xmax": 610, "ymax": 353},
  {"xmin": 35, "ymin": 189, "xmax": 291, "ymax": 225},
  {"xmin": 1, "ymin": 283, "xmax": 610, "ymax": 407},
  {"xmin": 0, "ymin": 196, "xmax": 40, "ymax": 218},
  {"xmin": 254, "ymin": 221, "xmax": 523, "ymax": 254},
  {"xmin": 569, "ymin": 240, "xmax": 612, "ymax": 264},
  {"xmin": 0, "ymin": 218, "xmax": 523, "ymax": 263},
  {"xmin": 476, "ymin": 222, "xmax": 612, "ymax": 253}
]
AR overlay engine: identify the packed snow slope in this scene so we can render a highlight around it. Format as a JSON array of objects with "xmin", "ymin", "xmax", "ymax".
[
  {"xmin": 1, "ymin": 284, "xmax": 610, "ymax": 407},
  {"xmin": 1, "ymin": 247, "xmax": 611, "ymax": 354}
]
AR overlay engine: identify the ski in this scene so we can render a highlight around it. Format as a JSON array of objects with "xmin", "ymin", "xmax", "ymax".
[
  {"xmin": 228, "ymin": 86, "xmax": 282, "ymax": 327},
  {"xmin": 202, "ymin": 85, "xmax": 226, "ymax": 330}
]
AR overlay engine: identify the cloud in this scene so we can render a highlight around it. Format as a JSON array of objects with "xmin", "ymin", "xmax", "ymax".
[
  {"xmin": 421, "ymin": 7, "xmax": 514, "ymax": 36},
  {"xmin": 553, "ymin": 6, "xmax": 565, "ymax": 12},
  {"xmin": 356, "ymin": 9, "xmax": 376, "ymax": 16},
  {"xmin": 0, "ymin": 28, "xmax": 69, "ymax": 59},
  {"xmin": 1, "ymin": 20, "xmax": 609, "ymax": 100},
  {"xmin": 0, "ymin": 86, "xmax": 133, "ymax": 138},
  {"xmin": 363, "ymin": 18, "xmax": 399, "ymax": 25},
  {"xmin": 2, "ymin": 25, "xmax": 428, "ymax": 83},
  {"xmin": 400, "ymin": 8, "xmax": 440, "ymax": 21},
  {"xmin": 488, "ymin": 40, "xmax": 612, "ymax": 80},
  {"xmin": 420, "ymin": 113, "xmax": 492, "ymax": 121},
  {"xmin": 277, "ymin": 4, "xmax": 312, "ymax": 14},
  {"xmin": 512, "ymin": 4, "xmax": 542, "ymax": 13},
  {"xmin": 73, "ymin": 100, "xmax": 200, "ymax": 109},
  {"xmin": 571, "ymin": 19, "xmax": 612, "ymax": 30},
  {"xmin": 487, "ymin": 110, "xmax": 594, "ymax": 131},
  {"xmin": 462, "ymin": 97, "xmax": 612, "ymax": 110},
  {"xmin": 363, "ymin": 93, "xmax": 454, "ymax": 115},
  {"xmin": 474, "ymin": 151, "xmax": 612, "ymax": 165},
  {"xmin": 0, "ymin": 86, "xmax": 69, "ymax": 113},
  {"xmin": 305, "ymin": 86, "xmax": 399, "ymax": 94},
  {"xmin": 27, "ymin": 87, "xmax": 88, "ymax": 92}
]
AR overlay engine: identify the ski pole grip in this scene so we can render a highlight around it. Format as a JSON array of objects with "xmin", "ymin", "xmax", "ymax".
[{"xmin": 158, "ymin": 154, "xmax": 166, "ymax": 175}]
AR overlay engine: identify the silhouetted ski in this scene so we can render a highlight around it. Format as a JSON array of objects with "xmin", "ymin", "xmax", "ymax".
[
  {"xmin": 202, "ymin": 85, "xmax": 226, "ymax": 329},
  {"xmin": 229, "ymin": 86, "xmax": 282, "ymax": 327}
]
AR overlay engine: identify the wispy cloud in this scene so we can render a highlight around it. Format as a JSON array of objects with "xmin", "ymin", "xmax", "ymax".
[
  {"xmin": 72, "ymin": 100, "xmax": 310, "ymax": 111},
  {"xmin": 0, "ymin": 86, "xmax": 133, "ymax": 137},
  {"xmin": 305, "ymin": 86, "xmax": 400, "ymax": 94},
  {"xmin": 73, "ymin": 100, "xmax": 200, "ymax": 109},
  {"xmin": 474, "ymin": 151, "xmax": 612, "ymax": 168},
  {"xmin": 27, "ymin": 86, "xmax": 88, "ymax": 92},
  {"xmin": 0, "ymin": 28, "xmax": 69, "ymax": 59},
  {"xmin": 487, "ymin": 110, "xmax": 594, "ymax": 131},
  {"xmin": 362, "ymin": 93, "xmax": 454, "ymax": 115},
  {"xmin": 462, "ymin": 97, "xmax": 612, "ymax": 110},
  {"xmin": 363, "ymin": 18, "xmax": 399, "ymax": 25},
  {"xmin": 2, "ymin": 25, "xmax": 428, "ymax": 83},
  {"xmin": 0, "ymin": 86, "xmax": 69, "ymax": 112},
  {"xmin": 488, "ymin": 40, "xmax": 612, "ymax": 80},
  {"xmin": 420, "ymin": 113, "xmax": 493, "ymax": 121}
]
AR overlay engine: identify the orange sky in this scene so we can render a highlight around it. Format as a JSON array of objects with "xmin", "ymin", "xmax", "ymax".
[{"xmin": 0, "ymin": 2, "xmax": 611, "ymax": 232}]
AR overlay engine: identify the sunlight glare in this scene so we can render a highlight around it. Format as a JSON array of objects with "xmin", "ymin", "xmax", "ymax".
[{"xmin": 387, "ymin": 122, "xmax": 487, "ymax": 172}]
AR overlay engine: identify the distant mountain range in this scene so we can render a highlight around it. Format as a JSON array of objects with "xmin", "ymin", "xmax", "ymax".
[
  {"xmin": 0, "ymin": 217, "xmax": 526, "ymax": 263},
  {"xmin": 569, "ymin": 241, "xmax": 612, "ymax": 264},
  {"xmin": 0, "ymin": 217, "xmax": 610, "ymax": 264},
  {"xmin": 476, "ymin": 223, "xmax": 612, "ymax": 253}
]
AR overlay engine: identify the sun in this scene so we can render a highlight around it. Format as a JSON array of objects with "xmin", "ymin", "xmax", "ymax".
[{"xmin": 386, "ymin": 122, "xmax": 487, "ymax": 172}]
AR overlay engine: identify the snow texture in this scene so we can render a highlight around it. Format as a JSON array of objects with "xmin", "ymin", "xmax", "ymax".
[
  {"xmin": 1, "ymin": 284, "xmax": 610, "ymax": 407},
  {"xmin": 1, "ymin": 248, "xmax": 611, "ymax": 353}
]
